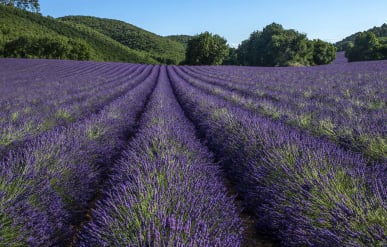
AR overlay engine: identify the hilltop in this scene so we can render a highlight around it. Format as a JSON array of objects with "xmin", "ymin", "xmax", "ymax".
[
  {"xmin": 59, "ymin": 16, "xmax": 186, "ymax": 64},
  {"xmin": 0, "ymin": 5, "xmax": 187, "ymax": 64}
]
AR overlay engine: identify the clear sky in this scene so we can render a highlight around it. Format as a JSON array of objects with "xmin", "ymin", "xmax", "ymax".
[{"xmin": 39, "ymin": 0, "xmax": 387, "ymax": 46}]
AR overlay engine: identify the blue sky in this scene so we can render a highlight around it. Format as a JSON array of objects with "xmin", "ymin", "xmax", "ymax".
[{"xmin": 39, "ymin": 0, "xmax": 387, "ymax": 46}]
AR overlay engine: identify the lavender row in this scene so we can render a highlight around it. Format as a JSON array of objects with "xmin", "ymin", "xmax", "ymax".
[
  {"xmin": 0, "ymin": 59, "xmax": 138, "ymax": 106},
  {"xmin": 0, "ymin": 60, "xmax": 143, "ymax": 118},
  {"xmin": 78, "ymin": 66, "xmax": 243, "ymax": 247},
  {"xmin": 0, "ymin": 59, "xmax": 129, "ymax": 123},
  {"xmin": 0, "ymin": 64, "xmax": 158, "ymax": 246},
  {"xmin": 0, "ymin": 60, "xmax": 151, "ymax": 153},
  {"xmin": 183, "ymin": 64, "xmax": 386, "ymax": 160},
  {"xmin": 0, "ymin": 59, "xmax": 137, "ymax": 105},
  {"xmin": 168, "ymin": 66, "xmax": 387, "ymax": 246},
  {"xmin": 177, "ymin": 64, "xmax": 386, "ymax": 161}
]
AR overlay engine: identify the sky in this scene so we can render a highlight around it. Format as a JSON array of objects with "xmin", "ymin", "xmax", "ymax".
[{"xmin": 39, "ymin": 0, "xmax": 387, "ymax": 46}]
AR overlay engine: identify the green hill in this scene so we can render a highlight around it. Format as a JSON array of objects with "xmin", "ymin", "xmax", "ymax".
[
  {"xmin": 59, "ymin": 16, "xmax": 186, "ymax": 64},
  {"xmin": 335, "ymin": 23, "xmax": 387, "ymax": 51},
  {"xmin": 165, "ymin": 35, "xmax": 193, "ymax": 49},
  {"xmin": 0, "ymin": 5, "xmax": 158, "ymax": 63}
]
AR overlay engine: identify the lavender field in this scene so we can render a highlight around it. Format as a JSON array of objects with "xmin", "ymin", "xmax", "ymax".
[{"xmin": 0, "ymin": 57, "xmax": 386, "ymax": 246}]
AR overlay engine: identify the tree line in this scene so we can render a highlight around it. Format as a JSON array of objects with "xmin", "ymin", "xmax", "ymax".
[
  {"xmin": 3, "ymin": 1, "xmax": 385, "ymax": 65},
  {"xmin": 345, "ymin": 31, "xmax": 387, "ymax": 62},
  {"xmin": 335, "ymin": 23, "xmax": 387, "ymax": 51},
  {"xmin": 184, "ymin": 23, "xmax": 337, "ymax": 66},
  {"xmin": 184, "ymin": 23, "xmax": 387, "ymax": 65}
]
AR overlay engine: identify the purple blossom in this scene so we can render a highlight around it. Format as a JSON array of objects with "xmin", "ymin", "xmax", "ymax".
[{"xmin": 1, "ymin": 56, "xmax": 386, "ymax": 246}]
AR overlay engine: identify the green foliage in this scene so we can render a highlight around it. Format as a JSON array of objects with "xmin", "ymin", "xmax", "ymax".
[
  {"xmin": 336, "ymin": 23, "xmax": 387, "ymax": 51},
  {"xmin": 4, "ymin": 35, "xmax": 91, "ymax": 60},
  {"xmin": 379, "ymin": 37, "xmax": 387, "ymax": 45},
  {"xmin": 165, "ymin": 35, "xmax": 193, "ymax": 49},
  {"xmin": 59, "ymin": 16, "xmax": 185, "ymax": 64},
  {"xmin": 185, "ymin": 31, "xmax": 229, "ymax": 65},
  {"xmin": 235, "ymin": 39, "xmax": 249, "ymax": 66},
  {"xmin": 345, "ymin": 31, "xmax": 387, "ymax": 62},
  {"xmin": 67, "ymin": 38, "xmax": 91, "ymax": 60},
  {"xmin": 0, "ymin": 0, "xmax": 39, "ymax": 13},
  {"xmin": 222, "ymin": 47, "xmax": 238, "ymax": 65},
  {"xmin": 236, "ymin": 23, "xmax": 336, "ymax": 66},
  {"xmin": 312, "ymin": 39, "xmax": 337, "ymax": 65},
  {"xmin": 0, "ymin": 5, "xmax": 158, "ymax": 63}
]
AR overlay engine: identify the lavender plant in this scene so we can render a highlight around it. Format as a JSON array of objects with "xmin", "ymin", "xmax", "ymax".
[
  {"xmin": 0, "ymin": 62, "xmax": 158, "ymax": 246},
  {"xmin": 0, "ymin": 59, "xmax": 152, "ymax": 155},
  {"xmin": 78, "ymin": 66, "xmax": 243, "ymax": 247},
  {"xmin": 176, "ymin": 62, "xmax": 386, "ymax": 161},
  {"xmin": 169, "ymin": 65, "xmax": 387, "ymax": 246},
  {"xmin": 0, "ymin": 56, "xmax": 386, "ymax": 246}
]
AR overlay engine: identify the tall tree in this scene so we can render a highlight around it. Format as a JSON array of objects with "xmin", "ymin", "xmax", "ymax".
[
  {"xmin": 185, "ymin": 32, "xmax": 229, "ymax": 65},
  {"xmin": 0, "ymin": 0, "xmax": 40, "ymax": 13}
]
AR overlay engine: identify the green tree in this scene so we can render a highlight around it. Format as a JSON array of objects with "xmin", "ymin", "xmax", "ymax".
[
  {"xmin": 237, "ymin": 23, "xmax": 335, "ymax": 66},
  {"xmin": 312, "ymin": 39, "xmax": 336, "ymax": 65},
  {"xmin": 345, "ymin": 32, "xmax": 382, "ymax": 61},
  {"xmin": 68, "ymin": 39, "xmax": 91, "ymax": 60},
  {"xmin": 185, "ymin": 32, "xmax": 229, "ymax": 65},
  {"xmin": 4, "ymin": 35, "xmax": 91, "ymax": 60},
  {"xmin": 0, "ymin": 0, "xmax": 40, "ymax": 13},
  {"xmin": 379, "ymin": 44, "xmax": 387, "ymax": 58},
  {"xmin": 244, "ymin": 30, "xmax": 263, "ymax": 65},
  {"xmin": 268, "ymin": 29, "xmax": 314, "ymax": 66},
  {"xmin": 335, "ymin": 23, "xmax": 387, "ymax": 51},
  {"xmin": 222, "ymin": 47, "xmax": 238, "ymax": 65},
  {"xmin": 236, "ymin": 39, "xmax": 250, "ymax": 65}
]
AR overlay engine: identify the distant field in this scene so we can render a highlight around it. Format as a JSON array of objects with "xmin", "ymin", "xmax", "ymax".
[{"xmin": 0, "ymin": 57, "xmax": 386, "ymax": 246}]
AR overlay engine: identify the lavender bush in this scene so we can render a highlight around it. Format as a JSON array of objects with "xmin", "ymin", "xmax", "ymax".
[
  {"xmin": 0, "ymin": 56, "xmax": 386, "ymax": 246},
  {"xmin": 177, "ymin": 61, "xmax": 386, "ymax": 161},
  {"xmin": 169, "ymin": 65, "xmax": 387, "ymax": 246},
  {"xmin": 0, "ymin": 61, "xmax": 158, "ymax": 246},
  {"xmin": 0, "ymin": 59, "xmax": 152, "ymax": 156},
  {"xmin": 78, "ymin": 66, "xmax": 243, "ymax": 246}
]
